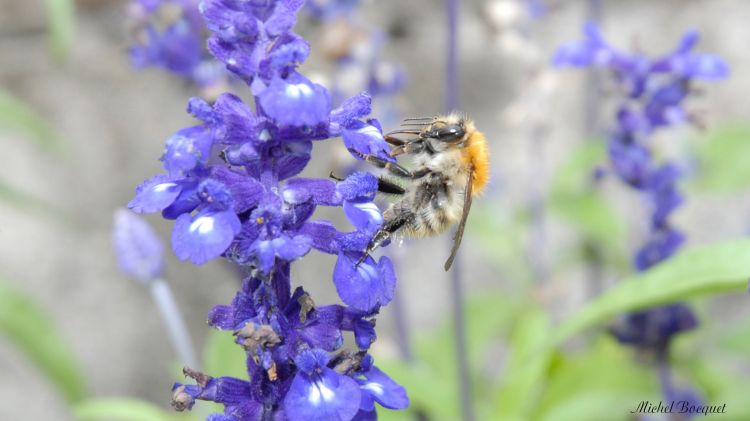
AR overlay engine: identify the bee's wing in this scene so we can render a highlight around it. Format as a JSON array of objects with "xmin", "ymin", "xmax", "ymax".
[{"xmin": 444, "ymin": 167, "xmax": 474, "ymax": 271}]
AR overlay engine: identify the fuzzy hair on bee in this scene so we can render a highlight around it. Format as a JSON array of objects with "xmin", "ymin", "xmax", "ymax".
[{"xmin": 352, "ymin": 112, "xmax": 489, "ymax": 271}]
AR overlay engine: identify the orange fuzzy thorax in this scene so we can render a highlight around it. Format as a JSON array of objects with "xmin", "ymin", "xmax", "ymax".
[{"xmin": 463, "ymin": 130, "xmax": 489, "ymax": 196}]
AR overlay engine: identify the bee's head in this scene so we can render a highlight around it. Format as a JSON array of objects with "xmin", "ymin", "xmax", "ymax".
[{"xmin": 423, "ymin": 115, "xmax": 468, "ymax": 151}]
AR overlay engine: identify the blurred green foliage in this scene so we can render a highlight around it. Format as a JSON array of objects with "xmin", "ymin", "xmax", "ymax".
[
  {"xmin": 0, "ymin": 89, "xmax": 68, "ymax": 217},
  {"xmin": 691, "ymin": 124, "xmax": 750, "ymax": 192},
  {"xmin": 548, "ymin": 140, "xmax": 629, "ymax": 273},
  {"xmin": 44, "ymin": 0, "xmax": 76, "ymax": 60},
  {"xmin": 0, "ymin": 89, "xmax": 61, "ymax": 152},
  {"xmin": 74, "ymin": 398, "xmax": 183, "ymax": 421},
  {"xmin": 550, "ymin": 239, "xmax": 750, "ymax": 346},
  {"xmin": 0, "ymin": 279, "xmax": 86, "ymax": 403}
]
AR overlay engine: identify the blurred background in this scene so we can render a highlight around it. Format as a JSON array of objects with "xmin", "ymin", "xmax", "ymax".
[{"xmin": 2, "ymin": 0, "xmax": 750, "ymax": 420}]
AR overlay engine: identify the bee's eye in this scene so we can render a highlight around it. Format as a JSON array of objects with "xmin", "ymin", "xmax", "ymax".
[{"xmin": 431, "ymin": 124, "xmax": 465, "ymax": 142}]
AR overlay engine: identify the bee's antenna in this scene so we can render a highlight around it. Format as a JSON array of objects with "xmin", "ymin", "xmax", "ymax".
[
  {"xmin": 400, "ymin": 123, "xmax": 429, "ymax": 127},
  {"xmin": 385, "ymin": 130, "xmax": 422, "ymax": 135},
  {"xmin": 402, "ymin": 117, "xmax": 433, "ymax": 121}
]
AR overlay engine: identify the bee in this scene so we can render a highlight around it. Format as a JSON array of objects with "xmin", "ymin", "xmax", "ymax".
[{"xmin": 353, "ymin": 112, "xmax": 489, "ymax": 271}]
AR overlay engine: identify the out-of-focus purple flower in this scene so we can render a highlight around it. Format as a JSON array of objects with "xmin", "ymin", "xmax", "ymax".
[
  {"xmin": 555, "ymin": 24, "xmax": 727, "ymax": 352},
  {"xmin": 129, "ymin": 0, "xmax": 226, "ymax": 88},
  {"xmin": 304, "ymin": 0, "xmax": 362, "ymax": 20},
  {"xmin": 610, "ymin": 303, "xmax": 697, "ymax": 353},
  {"xmin": 113, "ymin": 209, "xmax": 164, "ymax": 283}
]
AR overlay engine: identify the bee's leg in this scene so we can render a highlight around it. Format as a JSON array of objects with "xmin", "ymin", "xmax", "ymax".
[
  {"xmin": 384, "ymin": 134, "xmax": 408, "ymax": 146},
  {"xmin": 330, "ymin": 171, "xmax": 405, "ymax": 195},
  {"xmin": 355, "ymin": 212, "xmax": 412, "ymax": 268},
  {"xmin": 390, "ymin": 140, "xmax": 425, "ymax": 157},
  {"xmin": 377, "ymin": 177, "xmax": 406, "ymax": 195},
  {"xmin": 329, "ymin": 172, "xmax": 344, "ymax": 181},
  {"xmin": 351, "ymin": 151, "xmax": 413, "ymax": 178}
]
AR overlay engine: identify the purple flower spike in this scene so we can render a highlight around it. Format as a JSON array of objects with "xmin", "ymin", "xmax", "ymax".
[
  {"xmin": 555, "ymin": 23, "xmax": 727, "ymax": 404},
  {"xmin": 130, "ymin": 0, "xmax": 406, "ymax": 417},
  {"xmin": 284, "ymin": 349, "xmax": 362, "ymax": 421},
  {"xmin": 113, "ymin": 209, "xmax": 164, "ymax": 284},
  {"xmin": 334, "ymin": 253, "xmax": 395, "ymax": 312},
  {"xmin": 172, "ymin": 209, "xmax": 241, "ymax": 265}
]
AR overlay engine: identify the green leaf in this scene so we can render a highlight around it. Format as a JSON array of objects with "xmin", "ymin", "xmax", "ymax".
[
  {"xmin": 534, "ymin": 338, "xmax": 658, "ymax": 420},
  {"xmin": 202, "ymin": 330, "xmax": 246, "ymax": 378},
  {"xmin": 0, "ymin": 279, "xmax": 86, "ymax": 403},
  {"xmin": 691, "ymin": 124, "xmax": 750, "ymax": 192},
  {"xmin": 550, "ymin": 239, "xmax": 750, "ymax": 347},
  {"xmin": 44, "ymin": 0, "xmax": 76, "ymax": 60},
  {"xmin": 537, "ymin": 392, "xmax": 647, "ymax": 421},
  {"xmin": 493, "ymin": 308, "xmax": 553, "ymax": 421},
  {"xmin": 0, "ymin": 89, "xmax": 60, "ymax": 152},
  {"xmin": 717, "ymin": 320, "xmax": 750, "ymax": 355},
  {"xmin": 73, "ymin": 397, "xmax": 181, "ymax": 421}
]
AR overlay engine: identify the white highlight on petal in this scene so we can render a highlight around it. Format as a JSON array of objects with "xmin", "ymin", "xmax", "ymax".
[
  {"xmin": 259, "ymin": 129, "xmax": 272, "ymax": 141},
  {"xmin": 357, "ymin": 124, "xmax": 380, "ymax": 138},
  {"xmin": 282, "ymin": 189, "xmax": 300, "ymax": 204},
  {"xmin": 352, "ymin": 202, "xmax": 383, "ymax": 225},
  {"xmin": 357, "ymin": 259, "xmax": 378, "ymax": 280},
  {"xmin": 189, "ymin": 216, "xmax": 215, "ymax": 234},
  {"xmin": 308, "ymin": 381, "xmax": 336, "ymax": 406},
  {"xmin": 362, "ymin": 381, "xmax": 385, "ymax": 396},
  {"xmin": 285, "ymin": 83, "xmax": 314, "ymax": 100},
  {"xmin": 153, "ymin": 182, "xmax": 177, "ymax": 192}
]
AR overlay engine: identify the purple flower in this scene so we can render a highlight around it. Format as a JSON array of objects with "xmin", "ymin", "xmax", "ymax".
[
  {"xmin": 162, "ymin": 126, "xmax": 214, "ymax": 176},
  {"xmin": 355, "ymin": 357, "xmax": 409, "ymax": 416},
  {"xmin": 304, "ymin": 0, "xmax": 362, "ymax": 21},
  {"xmin": 172, "ymin": 372, "xmax": 263, "ymax": 418},
  {"xmin": 333, "ymin": 253, "xmax": 396, "ymax": 312},
  {"xmin": 258, "ymin": 73, "xmax": 331, "ymax": 128},
  {"xmin": 172, "ymin": 208, "xmax": 242, "ymax": 265},
  {"xmin": 609, "ymin": 303, "xmax": 697, "ymax": 352},
  {"xmin": 130, "ymin": 0, "xmax": 408, "ymax": 418},
  {"xmin": 555, "ymin": 24, "xmax": 727, "ymax": 354},
  {"xmin": 283, "ymin": 349, "xmax": 362, "ymax": 421},
  {"xmin": 129, "ymin": 0, "xmax": 225, "ymax": 87},
  {"xmin": 128, "ymin": 175, "xmax": 182, "ymax": 214},
  {"xmin": 113, "ymin": 209, "xmax": 164, "ymax": 283}
]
